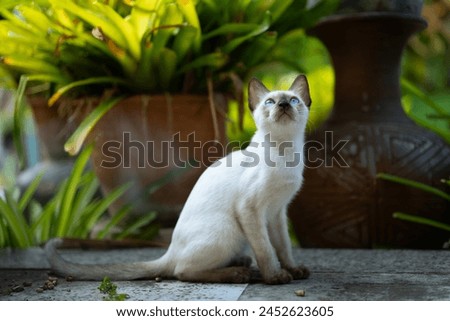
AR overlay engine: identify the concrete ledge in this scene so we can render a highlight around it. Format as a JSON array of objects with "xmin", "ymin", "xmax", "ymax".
[{"xmin": 1, "ymin": 248, "xmax": 449, "ymax": 301}]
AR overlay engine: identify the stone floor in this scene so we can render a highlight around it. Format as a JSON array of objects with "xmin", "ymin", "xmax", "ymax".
[{"xmin": 1, "ymin": 247, "xmax": 449, "ymax": 301}]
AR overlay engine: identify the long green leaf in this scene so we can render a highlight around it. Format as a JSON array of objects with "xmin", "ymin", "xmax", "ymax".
[
  {"xmin": 26, "ymin": 74, "xmax": 69, "ymax": 85},
  {"xmin": 48, "ymin": 77, "xmax": 128, "ymax": 106},
  {"xmin": 0, "ymin": 0, "xmax": 50, "ymax": 9},
  {"xmin": 172, "ymin": 25, "xmax": 198, "ymax": 62},
  {"xmin": 14, "ymin": 5, "xmax": 54, "ymax": 33},
  {"xmin": 115, "ymin": 211, "xmax": 157, "ymax": 240},
  {"xmin": 13, "ymin": 75, "xmax": 28, "ymax": 168},
  {"xmin": 0, "ymin": 215, "xmax": 7, "ymax": 248},
  {"xmin": 77, "ymin": 182, "xmax": 132, "ymax": 238},
  {"xmin": 0, "ymin": 197, "xmax": 31, "ymax": 248},
  {"xmin": 0, "ymin": 8, "xmax": 44, "ymax": 37},
  {"xmin": 18, "ymin": 172, "xmax": 44, "ymax": 212},
  {"xmin": 69, "ymin": 172, "xmax": 99, "ymax": 226},
  {"xmin": 268, "ymin": 0, "xmax": 294, "ymax": 23},
  {"xmin": 70, "ymin": 200, "xmax": 99, "ymax": 237},
  {"xmin": 202, "ymin": 23, "xmax": 259, "ymax": 40},
  {"xmin": 28, "ymin": 200, "xmax": 42, "ymax": 235},
  {"xmin": 134, "ymin": 44, "xmax": 156, "ymax": 91},
  {"xmin": 245, "ymin": 0, "xmax": 276, "ymax": 22},
  {"xmin": 0, "ymin": 22, "xmax": 54, "ymax": 52},
  {"xmin": 64, "ymin": 96, "xmax": 125, "ymax": 155},
  {"xmin": 34, "ymin": 198, "xmax": 56, "ymax": 243},
  {"xmin": 2, "ymin": 54, "xmax": 61, "ymax": 76},
  {"xmin": 56, "ymin": 145, "xmax": 93, "ymax": 236},
  {"xmin": 158, "ymin": 48, "xmax": 177, "ymax": 90},
  {"xmin": 92, "ymin": 2, "xmax": 141, "ymax": 60},
  {"xmin": 401, "ymin": 78, "xmax": 449, "ymax": 117},
  {"xmin": 176, "ymin": 0, "xmax": 201, "ymax": 50},
  {"xmin": 96, "ymin": 204, "xmax": 132, "ymax": 240},
  {"xmin": 30, "ymin": 182, "xmax": 64, "ymax": 242},
  {"xmin": 53, "ymin": 7, "xmax": 76, "ymax": 29},
  {"xmin": 150, "ymin": 3, "xmax": 184, "ymax": 56},
  {"xmin": 129, "ymin": 0, "xmax": 160, "ymax": 39},
  {"xmin": 394, "ymin": 212, "xmax": 450, "ymax": 232},
  {"xmin": 178, "ymin": 52, "xmax": 227, "ymax": 73},
  {"xmin": 377, "ymin": 173, "xmax": 450, "ymax": 201},
  {"xmin": 222, "ymin": 11, "xmax": 271, "ymax": 54}
]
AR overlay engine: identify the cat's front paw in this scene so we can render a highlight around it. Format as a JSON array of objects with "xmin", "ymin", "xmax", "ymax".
[
  {"xmin": 286, "ymin": 265, "xmax": 310, "ymax": 280},
  {"xmin": 264, "ymin": 269, "xmax": 293, "ymax": 285}
]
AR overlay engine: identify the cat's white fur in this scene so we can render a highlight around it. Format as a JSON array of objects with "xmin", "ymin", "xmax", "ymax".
[{"xmin": 45, "ymin": 75, "xmax": 311, "ymax": 284}]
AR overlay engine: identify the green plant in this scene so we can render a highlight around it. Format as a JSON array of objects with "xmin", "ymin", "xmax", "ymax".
[
  {"xmin": 98, "ymin": 276, "xmax": 128, "ymax": 301},
  {"xmin": 400, "ymin": 0, "xmax": 450, "ymax": 144},
  {"xmin": 1, "ymin": 0, "xmax": 201, "ymax": 155},
  {"xmin": 0, "ymin": 104, "xmax": 16, "ymax": 188},
  {"xmin": 401, "ymin": 79, "xmax": 450, "ymax": 144},
  {"xmin": 0, "ymin": 0, "xmax": 338, "ymax": 155},
  {"xmin": 377, "ymin": 173, "xmax": 450, "ymax": 247},
  {"xmin": 0, "ymin": 145, "xmax": 154, "ymax": 248}
]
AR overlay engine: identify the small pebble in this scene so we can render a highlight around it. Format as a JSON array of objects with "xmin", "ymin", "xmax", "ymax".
[
  {"xmin": 65, "ymin": 276, "xmax": 74, "ymax": 282},
  {"xmin": 11, "ymin": 285, "xmax": 24, "ymax": 293},
  {"xmin": 155, "ymin": 277, "xmax": 162, "ymax": 282},
  {"xmin": 36, "ymin": 287, "xmax": 44, "ymax": 293},
  {"xmin": 23, "ymin": 281, "xmax": 33, "ymax": 287},
  {"xmin": 295, "ymin": 289, "xmax": 305, "ymax": 297}
]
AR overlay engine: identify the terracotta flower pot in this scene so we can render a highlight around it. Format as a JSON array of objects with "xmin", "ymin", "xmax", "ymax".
[
  {"xmin": 80, "ymin": 94, "xmax": 228, "ymax": 226},
  {"xmin": 27, "ymin": 96, "xmax": 76, "ymax": 160}
]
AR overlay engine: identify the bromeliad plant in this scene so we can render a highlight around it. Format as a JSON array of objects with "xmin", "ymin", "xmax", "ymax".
[
  {"xmin": 0, "ymin": 0, "xmax": 201, "ymax": 94},
  {"xmin": 0, "ymin": 0, "xmax": 338, "ymax": 156},
  {"xmin": 1, "ymin": 0, "xmax": 203, "ymax": 155}
]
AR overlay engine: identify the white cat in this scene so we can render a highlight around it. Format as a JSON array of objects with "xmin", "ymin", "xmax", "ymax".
[{"xmin": 45, "ymin": 75, "xmax": 312, "ymax": 284}]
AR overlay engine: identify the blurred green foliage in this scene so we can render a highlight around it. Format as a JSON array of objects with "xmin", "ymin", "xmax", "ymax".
[
  {"xmin": 0, "ymin": 146, "xmax": 159, "ymax": 248},
  {"xmin": 378, "ymin": 173, "xmax": 450, "ymax": 248},
  {"xmin": 401, "ymin": 0, "xmax": 449, "ymax": 144}
]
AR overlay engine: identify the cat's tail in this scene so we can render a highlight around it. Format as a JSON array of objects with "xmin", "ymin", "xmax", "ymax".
[{"xmin": 44, "ymin": 238, "xmax": 171, "ymax": 281}]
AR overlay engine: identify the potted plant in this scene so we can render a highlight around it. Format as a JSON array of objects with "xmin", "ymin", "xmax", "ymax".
[{"xmin": 0, "ymin": 0, "xmax": 312, "ymax": 225}]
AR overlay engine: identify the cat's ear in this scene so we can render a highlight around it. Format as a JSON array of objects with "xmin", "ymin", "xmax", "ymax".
[
  {"xmin": 248, "ymin": 78, "xmax": 270, "ymax": 112},
  {"xmin": 289, "ymin": 75, "xmax": 311, "ymax": 107}
]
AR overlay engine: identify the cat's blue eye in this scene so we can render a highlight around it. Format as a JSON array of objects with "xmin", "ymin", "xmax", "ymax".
[
  {"xmin": 265, "ymin": 99, "xmax": 275, "ymax": 106},
  {"xmin": 290, "ymin": 97, "xmax": 300, "ymax": 105}
]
